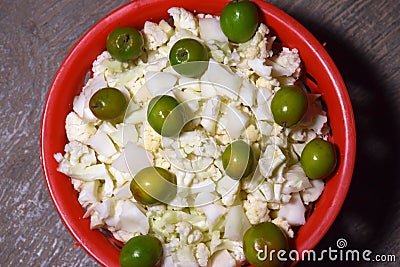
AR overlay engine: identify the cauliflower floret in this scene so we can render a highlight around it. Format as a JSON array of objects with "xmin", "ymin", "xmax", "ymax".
[
  {"xmin": 258, "ymin": 144, "xmax": 286, "ymax": 179},
  {"xmin": 198, "ymin": 17, "xmax": 228, "ymax": 43},
  {"xmin": 244, "ymin": 124, "xmax": 260, "ymax": 142},
  {"xmin": 195, "ymin": 243, "xmax": 211, "ymax": 267},
  {"xmin": 146, "ymin": 204, "xmax": 167, "ymax": 218},
  {"xmin": 247, "ymin": 58, "xmax": 272, "ymax": 79},
  {"xmin": 273, "ymin": 47, "xmax": 301, "ymax": 78},
  {"xmin": 65, "ymin": 112, "xmax": 97, "ymax": 143},
  {"xmin": 209, "ymin": 250, "xmax": 236, "ymax": 267},
  {"xmin": 143, "ymin": 122, "xmax": 162, "ymax": 152},
  {"xmin": 61, "ymin": 141, "xmax": 97, "ymax": 167},
  {"xmin": 200, "ymin": 96, "xmax": 221, "ymax": 135},
  {"xmin": 256, "ymin": 76, "xmax": 280, "ymax": 90},
  {"xmin": 154, "ymin": 150, "xmax": 171, "ymax": 170},
  {"xmin": 229, "ymin": 241, "xmax": 246, "ymax": 265},
  {"xmin": 168, "ymin": 7, "xmax": 199, "ymax": 36},
  {"xmin": 302, "ymin": 179, "xmax": 325, "ymax": 205},
  {"xmin": 176, "ymin": 221, "xmax": 193, "ymax": 244},
  {"xmin": 87, "ymin": 131, "xmax": 119, "ymax": 163},
  {"xmin": 282, "ymin": 163, "xmax": 312, "ymax": 194},
  {"xmin": 217, "ymin": 176, "xmax": 240, "ymax": 206},
  {"xmin": 237, "ymin": 23, "xmax": 269, "ymax": 60},
  {"xmin": 272, "ymin": 217, "xmax": 294, "ymax": 238},
  {"xmin": 278, "ymin": 192, "xmax": 306, "ymax": 226},
  {"xmin": 112, "ymin": 230, "xmax": 138, "ymax": 244},
  {"xmin": 77, "ymin": 180, "xmax": 99, "ymax": 208},
  {"xmin": 143, "ymin": 20, "xmax": 170, "ymax": 50},
  {"xmin": 92, "ymin": 51, "xmax": 112, "ymax": 76},
  {"xmin": 244, "ymin": 193, "xmax": 270, "ymax": 224},
  {"xmin": 188, "ymin": 229, "xmax": 203, "ymax": 244}
]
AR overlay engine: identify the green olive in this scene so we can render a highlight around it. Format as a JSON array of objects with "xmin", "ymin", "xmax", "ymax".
[
  {"xmin": 243, "ymin": 222, "xmax": 288, "ymax": 267},
  {"xmin": 169, "ymin": 38, "xmax": 209, "ymax": 77},
  {"xmin": 270, "ymin": 85, "xmax": 308, "ymax": 128},
  {"xmin": 89, "ymin": 87, "xmax": 127, "ymax": 120},
  {"xmin": 147, "ymin": 95, "xmax": 185, "ymax": 137},
  {"xmin": 106, "ymin": 27, "xmax": 144, "ymax": 62},
  {"xmin": 130, "ymin": 166, "xmax": 177, "ymax": 205},
  {"xmin": 119, "ymin": 235, "xmax": 163, "ymax": 267},
  {"xmin": 300, "ymin": 138, "xmax": 337, "ymax": 179},
  {"xmin": 220, "ymin": 0, "xmax": 259, "ymax": 43},
  {"xmin": 222, "ymin": 140, "xmax": 254, "ymax": 180}
]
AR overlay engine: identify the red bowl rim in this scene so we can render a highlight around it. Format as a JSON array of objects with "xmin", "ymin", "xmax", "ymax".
[{"xmin": 40, "ymin": 0, "xmax": 356, "ymax": 266}]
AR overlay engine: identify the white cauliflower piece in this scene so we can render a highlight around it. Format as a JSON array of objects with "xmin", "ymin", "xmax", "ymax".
[
  {"xmin": 200, "ymin": 96, "xmax": 221, "ymax": 135},
  {"xmin": 176, "ymin": 221, "xmax": 193, "ymax": 244},
  {"xmin": 77, "ymin": 181, "xmax": 99, "ymax": 208},
  {"xmin": 237, "ymin": 23, "xmax": 269, "ymax": 60},
  {"xmin": 143, "ymin": 122, "xmax": 162, "ymax": 152},
  {"xmin": 65, "ymin": 112, "xmax": 97, "ymax": 143},
  {"xmin": 153, "ymin": 150, "xmax": 171, "ymax": 170},
  {"xmin": 270, "ymin": 47, "xmax": 301, "ymax": 77},
  {"xmin": 168, "ymin": 7, "xmax": 198, "ymax": 36},
  {"xmin": 195, "ymin": 243, "xmax": 210, "ymax": 267},
  {"xmin": 116, "ymin": 200, "xmax": 150, "ymax": 235},
  {"xmin": 198, "ymin": 17, "xmax": 228, "ymax": 42},
  {"xmin": 108, "ymin": 166, "xmax": 132, "ymax": 188},
  {"xmin": 244, "ymin": 124, "xmax": 260, "ymax": 142},
  {"xmin": 256, "ymin": 76, "xmax": 280, "ymax": 90},
  {"xmin": 143, "ymin": 21, "xmax": 170, "ymax": 50},
  {"xmin": 208, "ymin": 249, "xmax": 236, "ymax": 267},
  {"xmin": 174, "ymin": 246, "xmax": 198, "ymax": 267},
  {"xmin": 188, "ymin": 229, "xmax": 203, "ymax": 244},
  {"xmin": 221, "ymin": 105, "xmax": 250, "ymax": 140},
  {"xmin": 230, "ymin": 242, "xmax": 246, "ymax": 265},
  {"xmin": 87, "ymin": 131, "xmax": 118, "ymax": 163},
  {"xmin": 108, "ymin": 123, "xmax": 138, "ymax": 149},
  {"xmin": 112, "ymin": 230, "xmax": 138, "ymax": 244},
  {"xmin": 278, "ymin": 192, "xmax": 306, "ymax": 226},
  {"xmin": 302, "ymin": 179, "xmax": 325, "ymax": 205},
  {"xmin": 146, "ymin": 204, "xmax": 167, "ymax": 218},
  {"xmin": 92, "ymin": 51, "xmax": 112, "ymax": 76},
  {"xmin": 112, "ymin": 182, "xmax": 132, "ymax": 199},
  {"xmin": 247, "ymin": 58, "xmax": 272, "ymax": 79},
  {"xmin": 244, "ymin": 193, "xmax": 270, "ymax": 224},
  {"xmin": 216, "ymin": 176, "xmax": 240, "ymax": 206},
  {"xmin": 259, "ymin": 145, "xmax": 286, "ymax": 179},
  {"xmin": 282, "ymin": 163, "xmax": 312, "ymax": 194},
  {"xmin": 59, "ymin": 141, "xmax": 97, "ymax": 167},
  {"xmin": 224, "ymin": 205, "xmax": 251, "ymax": 241},
  {"xmin": 272, "ymin": 217, "xmax": 294, "ymax": 238}
]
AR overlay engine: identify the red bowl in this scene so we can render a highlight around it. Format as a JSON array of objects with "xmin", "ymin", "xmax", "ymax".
[{"xmin": 40, "ymin": 0, "xmax": 356, "ymax": 266}]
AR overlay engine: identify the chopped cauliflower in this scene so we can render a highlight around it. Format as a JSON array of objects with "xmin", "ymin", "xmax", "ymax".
[
  {"xmin": 143, "ymin": 20, "xmax": 171, "ymax": 50},
  {"xmin": 302, "ymin": 179, "xmax": 325, "ymax": 205},
  {"xmin": 269, "ymin": 47, "xmax": 301, "ymax": 78},
  {"xmin": 244, "ymin": 193, "xmax": 270, "ymax": 224},
  {"xmin": 143, "ymin": 122, "xmax": 162, "ymax": 152},
  {"xmin": 272, "ymin": 217, "xmax": 294, "ymax": 238},
  {"xmin": 168, "ymin": 7, "xmax": 198, "ymax": 36},
  {"xmin": 237, "ymin": 23, "xmax": 269, "ymax": 60},
  {"xmin": 195, "ymin": 243, "xmax": 211, "ymax": 267},
  {"xmin": 65, "ymin": 112, "xmax": 97, "ymax": 143},
  {"xmin": 59, "ymin": 141, "xmax": 96, "ymax": 167},
  {"xmin": 55, "ymin": 7, "xmax": 331, "ymax": 267}
]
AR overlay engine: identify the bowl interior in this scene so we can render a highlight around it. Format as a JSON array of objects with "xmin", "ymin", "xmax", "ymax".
[{"xmin": 41, "ymin": 0, "xmax": 356, "ymax": 266}]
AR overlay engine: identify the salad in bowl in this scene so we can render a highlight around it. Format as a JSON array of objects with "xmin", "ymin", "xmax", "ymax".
[{"xmin": 41, "ymin": 0, "xmax": 356, "ymax": 267}]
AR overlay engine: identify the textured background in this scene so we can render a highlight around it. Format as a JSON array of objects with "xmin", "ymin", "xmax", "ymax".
[{"xmin": 1, "ymin": 0, "xmax": 399, "ymax": 266}]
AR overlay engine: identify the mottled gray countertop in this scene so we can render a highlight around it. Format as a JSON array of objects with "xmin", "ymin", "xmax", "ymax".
[{"xmin": 1, "ymin": 0, "xmax": 399, "ymax": 266}]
